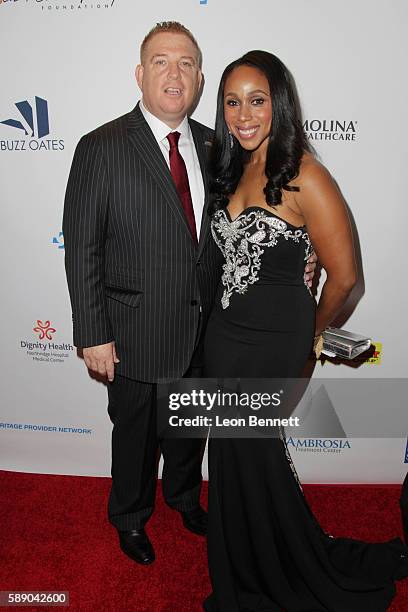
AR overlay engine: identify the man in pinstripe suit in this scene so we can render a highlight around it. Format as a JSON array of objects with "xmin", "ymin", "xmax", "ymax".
[{"xmin": 63, "ymin": 22, "xmax": 221, "ymax": 565}]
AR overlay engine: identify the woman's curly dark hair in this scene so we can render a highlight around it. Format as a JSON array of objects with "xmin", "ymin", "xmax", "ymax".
[{"xmin": 209, "ymin": 50, "xmax": 310, "ymax": 214}]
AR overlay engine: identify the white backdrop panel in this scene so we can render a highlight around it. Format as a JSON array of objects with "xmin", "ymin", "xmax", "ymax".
[{"xmin": 0, "ymin": 0, "xmax": 407, "ymax": 482}]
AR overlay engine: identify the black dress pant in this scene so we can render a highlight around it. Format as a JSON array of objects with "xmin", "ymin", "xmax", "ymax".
[{"xmin": 107, "ymin": 366, "xmax": 205, "ymax": 530}]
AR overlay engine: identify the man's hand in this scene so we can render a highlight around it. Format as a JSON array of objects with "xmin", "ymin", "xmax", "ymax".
[
  {"xmin": 304, "ymin": 251, "xmax": 318, "ymax": 288},
  {"xmin": 83, "ymin": 342, "xmax": 120, "ymax": 382}
]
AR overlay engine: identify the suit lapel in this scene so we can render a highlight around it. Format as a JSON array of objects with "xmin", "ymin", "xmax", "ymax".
[
  {"xmin": 189, "ymin": 119, "xmax": 212, "ymax": 259},
  {"xmin": 127, "ymin": 103, "xmax": 195, "ymax": 244}
]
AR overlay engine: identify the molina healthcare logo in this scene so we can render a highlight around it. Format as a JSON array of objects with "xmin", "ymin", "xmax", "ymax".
[
  {"xmin": 20, "ymin": 319, "xmax": 74, "ymax": 364},
  {"xmin": 303, "ymin": 119, "xmax": 358, "ymax": 142},
  {"xmin": 286, "ymin": 437, "xmax": 351, "ymax": 454},
  {"xmin": 1, "ymin": 96, "xmax": 64, "ymax": 151}
]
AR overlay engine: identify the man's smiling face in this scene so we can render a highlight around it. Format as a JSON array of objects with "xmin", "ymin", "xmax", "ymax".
[{"xmin": 136, "ymin": 32, "xmax": 202, "ymax": 129}]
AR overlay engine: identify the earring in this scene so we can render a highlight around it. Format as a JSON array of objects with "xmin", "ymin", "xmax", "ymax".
[{"xmin": 229, "ymin": 131, "xmax": 234, "ymax": 149}]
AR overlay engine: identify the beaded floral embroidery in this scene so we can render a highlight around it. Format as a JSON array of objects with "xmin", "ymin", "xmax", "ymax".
[{"xmin": 211, "ymin": 208, "xmax": 313, "ymax": 309}]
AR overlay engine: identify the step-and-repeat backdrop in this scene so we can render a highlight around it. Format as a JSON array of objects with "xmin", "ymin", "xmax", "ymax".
[{"xmin": 1, "ymin": 0, "xmax": 407, "ymax": 483}]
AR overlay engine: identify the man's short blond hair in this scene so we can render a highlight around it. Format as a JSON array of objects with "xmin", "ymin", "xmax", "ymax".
[{"xmin": 140, "ymin": 21, "xmax": 202, "ymax": 68}]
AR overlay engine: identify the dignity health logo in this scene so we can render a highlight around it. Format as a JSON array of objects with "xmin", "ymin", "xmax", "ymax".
[
  {"xmin": 33, "ymin": 320, "xmax": 56, "ymax": 340},
  {"xmin": 1, "ymin": 96, "xmax": 64, "ymax": 151},
  {"xmin": 20, "ymin": 320, "xmax": 74, "ymax": 364}
]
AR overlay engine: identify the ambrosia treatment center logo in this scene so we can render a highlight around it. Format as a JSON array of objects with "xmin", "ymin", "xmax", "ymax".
[
  {"xmin": 286, "ymin": 437, "xmax": 351, "ymax": 453},
  {"xmin": 1, "ymin": 96, "xmax": 64, "ymax": 151},
  {"xmin": 20, "ymin": 320, "xmax": 74, "ymax": 363},
  {"xmin": 303, "ymin": 119, "xmax": 358, "ymax": 142}
]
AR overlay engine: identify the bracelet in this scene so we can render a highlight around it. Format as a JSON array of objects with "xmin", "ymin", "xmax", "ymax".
[{"xmin": 313, "ymin": 333, "xmax": 324, "ymax": 359}]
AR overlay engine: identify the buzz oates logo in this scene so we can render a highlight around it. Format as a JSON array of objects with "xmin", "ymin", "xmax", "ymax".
[
  {"xmin": 0, "ymin": 96, "xmax": 64, "ymax": 152},
  {"xmin": 286, "ymin": 437, "xmax": 351, "ymax": 454},
  {"xmin": 0, "ymin": 0, "xmax": 116, "ymax": 10},
  {"xmin": 303, "ymin": 119, "xmax": 358, "ymax": 142},
  {"xmin": 20, "ymin": 320, "xmax": 74, "ymax": 364}
]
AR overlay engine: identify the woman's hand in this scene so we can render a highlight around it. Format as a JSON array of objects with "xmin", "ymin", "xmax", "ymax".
[{"xmin": 304, "ymin": 251, "xmax": 318, "ymax": 288}]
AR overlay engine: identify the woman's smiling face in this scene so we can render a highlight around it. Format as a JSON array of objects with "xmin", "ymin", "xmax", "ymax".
[{"xmin": 224, "ymin": 65, "xmax": 272, "ymax": 154}]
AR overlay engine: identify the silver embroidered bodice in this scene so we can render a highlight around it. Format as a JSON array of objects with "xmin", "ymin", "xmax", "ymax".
[{"xmin": 211, "ymin": 206, "xmax": 313, "ymax": 309}]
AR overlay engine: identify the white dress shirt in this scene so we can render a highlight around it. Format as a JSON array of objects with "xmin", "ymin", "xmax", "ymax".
[{"xmin": 139, "ymin": 99, "xmax": 205, "ymax": 238}]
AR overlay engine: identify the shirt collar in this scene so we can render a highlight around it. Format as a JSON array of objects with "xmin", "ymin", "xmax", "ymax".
[{"xmin": 139, "ymin": 99, "xmax": 190, "ymax": 145}]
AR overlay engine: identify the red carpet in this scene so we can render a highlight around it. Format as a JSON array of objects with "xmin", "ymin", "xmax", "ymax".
[{"xmin": 0, "ymin": 470, "xmax": 407, "ymax": 611}]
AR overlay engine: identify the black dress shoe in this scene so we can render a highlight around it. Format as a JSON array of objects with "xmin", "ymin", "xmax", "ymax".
[
  {"xmin": 118, "ymin": 528, "xmax": 155, "ymax": 564},
  {"xmin": 179, "ymin": 505, "xmax": 208, "ymax": 536}
]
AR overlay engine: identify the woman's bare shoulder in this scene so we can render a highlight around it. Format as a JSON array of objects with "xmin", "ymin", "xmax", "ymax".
[{"xmin": 297, "ymin": 153, "xmax": 332, "ymax": 188}]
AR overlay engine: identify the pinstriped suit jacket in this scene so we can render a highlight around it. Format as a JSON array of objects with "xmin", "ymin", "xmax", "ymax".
[{"xmin": 63, "ymin": 102, "xmax": 221, "ymax": 383}]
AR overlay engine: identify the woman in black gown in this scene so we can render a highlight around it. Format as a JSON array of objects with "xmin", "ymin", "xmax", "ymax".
[{"xmin": 203, "ymin": 51, "xmax": 408, "ymax": 611}]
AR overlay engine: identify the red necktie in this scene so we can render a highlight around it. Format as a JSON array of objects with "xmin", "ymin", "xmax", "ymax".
[{"xmin": 166, "ymin": 131, "xmax": 197, "ymax": 243}]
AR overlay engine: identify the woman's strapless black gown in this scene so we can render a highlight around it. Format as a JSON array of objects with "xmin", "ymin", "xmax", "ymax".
[{"xmin": 203, "ymin": 206, "xmax": 408, "ymax": 612}]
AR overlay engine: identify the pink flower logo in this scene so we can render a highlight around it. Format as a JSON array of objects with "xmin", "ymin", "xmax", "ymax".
[{"xmin": 33, "ymin": 320, "xmax": 56, "ymax": 340}]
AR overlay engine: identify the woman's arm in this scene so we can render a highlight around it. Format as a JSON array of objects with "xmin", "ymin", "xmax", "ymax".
[{"xmin": 296, "ymin": 159, "xmax": 357, "ymax": 336}]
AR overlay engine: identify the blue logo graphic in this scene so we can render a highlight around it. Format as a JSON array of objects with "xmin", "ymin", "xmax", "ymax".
[
  {"xmin": 200, "ymin": 0, "xmax": 207, "ymax": 4},
  {"xmin": 1, "ymin": 96, "xmax": 49, "ymax": 138},
  {"xmin": 405, "ymin": 438, "xmax": 408, "ymax": 463},
  {"xmin": 52, "ymin": 231, "xmax": 64, "ymax": 250}
]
